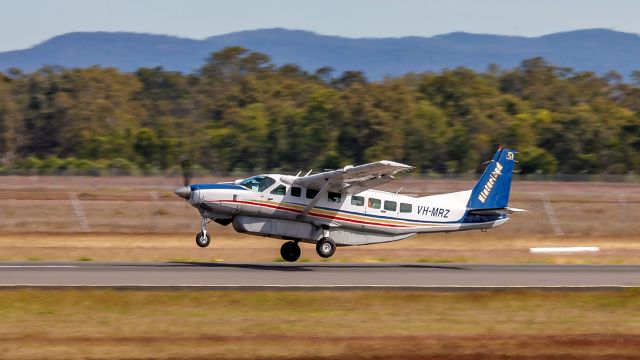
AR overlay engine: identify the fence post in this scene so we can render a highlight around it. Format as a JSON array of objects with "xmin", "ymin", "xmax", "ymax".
[
  {"xmin": 618, "ymin": 194, "xmax": 627, "ymax": 234},
  {"xmin": 150, "ymin": 191, "xmax": 160, "ymax": 232},
  {"xmin": 540, "ymin": 193, "xmax": 564, "ymax": 236},
  {"xmin": 69, "ymin": 192, "xmax": 90, "ymax": 232}
]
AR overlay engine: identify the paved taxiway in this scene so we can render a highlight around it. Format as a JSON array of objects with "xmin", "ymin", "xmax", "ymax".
[{"xmin": 0, "ymin": 262, "xmax": 639, "ymax": 288}]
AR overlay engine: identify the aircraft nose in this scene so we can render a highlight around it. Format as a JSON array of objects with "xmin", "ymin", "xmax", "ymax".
[{"xmin": 174, "ymin": 186, "xmax": 191, "ymax": 199}]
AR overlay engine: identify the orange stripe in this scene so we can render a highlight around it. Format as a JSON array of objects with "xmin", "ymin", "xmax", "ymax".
[{"xmin": 216, "ymin": 200, "xmax": 414, "ymax": 228}]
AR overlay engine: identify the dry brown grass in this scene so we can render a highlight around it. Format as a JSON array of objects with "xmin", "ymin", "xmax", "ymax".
[
  {"xmin": 1, "ymin": 175, "xmax": 639, "ymax": 235},
  {"xmin": 0, "ymin": 289, "xmax": 639, "ymax": 359},
  {"xmin": 0, "ymin": 232, "xmax": 639, "ymax": 263}
]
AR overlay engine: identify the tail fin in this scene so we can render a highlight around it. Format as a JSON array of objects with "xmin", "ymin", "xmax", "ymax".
[{"xmin": 467, "ymin": 148, "xmax": 517, "ymax": 210}]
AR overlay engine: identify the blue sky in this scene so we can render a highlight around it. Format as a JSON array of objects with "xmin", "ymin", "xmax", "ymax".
[{"xmin": 1, "ymin": 0, "xmax": 639, "ymax": 52}]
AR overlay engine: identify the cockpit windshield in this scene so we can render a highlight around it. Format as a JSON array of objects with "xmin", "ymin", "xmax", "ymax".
[{"xmin": 238, "ymin": 175, "xmax": 276, "ymax": 192}]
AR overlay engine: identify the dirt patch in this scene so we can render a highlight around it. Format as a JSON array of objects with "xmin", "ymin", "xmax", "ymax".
[{"xmin": 3, "ymin": 334, "xmax": 640, "ymax": 360}]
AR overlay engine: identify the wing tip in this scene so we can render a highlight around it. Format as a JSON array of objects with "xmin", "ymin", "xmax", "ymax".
[{"xmin": 380, "ymin": 160, "xmax": 414, "ymax": 169}]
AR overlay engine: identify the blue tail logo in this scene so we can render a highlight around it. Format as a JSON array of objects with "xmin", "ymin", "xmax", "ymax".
[
  {"xmin": 467, "ymin": 149, "xmax": 516, "ymax": 210},
  {"xmin": 477, "ymin": 161, "xmax": 504, "ymax": 203}
]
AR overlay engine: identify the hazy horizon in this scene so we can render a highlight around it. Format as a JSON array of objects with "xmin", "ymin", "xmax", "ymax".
[{"xmin": 2, "ymin": 0, "xmax": 640, "ymax": 52}]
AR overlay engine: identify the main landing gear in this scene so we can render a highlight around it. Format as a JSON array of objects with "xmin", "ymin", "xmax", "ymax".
[
  {"xmin": 316, "ymin": 237, "xmax": 336, "ymax": 258},
  {"xmin": 195, "ymin": 217, "xmax": 212, "ymax": 248},
  {"xmin": 280, "ymin": 241, "xmax": 301, "ymax": 262},
  {"xmin": 279, "ymin": 237, "xmax": 337, "ymax": 262}
]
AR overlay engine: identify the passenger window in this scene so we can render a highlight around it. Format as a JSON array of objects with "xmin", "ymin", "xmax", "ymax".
[
  {"xmin": 306, "ymin": 189, "xmax": 319, "ymax": 199},
  {"xmin": 368, "ymin": 198, "xmax": 381, "ymax": 209},
  {"xmin": 290, "ymin": 187, "xmax": 301, "ymax": 197},
  {"xmin": 351, "ymin": 196, "xmax": 364, "ymax": 206},
  {"xmin": 270, "ymin": 185, "xmax": 286, "ymax": 196},
  {"xmin": 384, "ymin": 201, "xmax": 397, "ymax": 211},
  {"xmin": 400, "ymin": 203, "xmax": 412, "ymax": 213},
  {"xmin": 328, "ymin": 192, "xmax": 341, "ymax": 203}
]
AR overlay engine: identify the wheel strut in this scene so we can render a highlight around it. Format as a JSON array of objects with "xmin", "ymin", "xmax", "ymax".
[
  {"xmin": 200, "ymin": 217, "xmax": 209, "ymax": 238},
  {"xmin": 195, "ymin": 217, "xmax": 213, "ymax": 248}
]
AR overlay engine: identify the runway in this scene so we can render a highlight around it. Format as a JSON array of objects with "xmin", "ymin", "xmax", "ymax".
[{"xmin": 0, "ymin": 262, "xmax": 639, "ymax": 288}]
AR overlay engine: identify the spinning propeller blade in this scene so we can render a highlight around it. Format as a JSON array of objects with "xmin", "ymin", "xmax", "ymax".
[
  {"xmin": 180, "ymin": 157, "xmax": 192, "ymax": 186},
  {"xmin": 175, "ymin": 156, "xmax": 193, "ymax": 199}
]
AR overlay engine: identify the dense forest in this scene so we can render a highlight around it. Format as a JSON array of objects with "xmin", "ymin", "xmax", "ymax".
[{"xmin": 1, "ymin": 47, "xmax": 640, "ymax": 176}]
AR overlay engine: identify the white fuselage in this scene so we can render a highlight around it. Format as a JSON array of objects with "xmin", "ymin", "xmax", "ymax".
[{"xmin": 188, "ymin": 174, "xmax": 508, "ymax": 245}]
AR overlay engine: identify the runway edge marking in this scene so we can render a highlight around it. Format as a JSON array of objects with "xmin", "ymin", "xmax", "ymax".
[{"xmin": 0, "ymin": 284, "xmax": 638, "ymax": 289}]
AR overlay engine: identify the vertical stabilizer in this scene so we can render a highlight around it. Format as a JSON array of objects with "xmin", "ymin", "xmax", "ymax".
[{"xmin": 467, "ymin": 148, "xmax": 517, "ymax": 210}]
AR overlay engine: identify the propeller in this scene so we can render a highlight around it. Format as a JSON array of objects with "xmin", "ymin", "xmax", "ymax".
[{"xmin": 175, "ymin": 156, "xmax": 193, "ymax": 199}]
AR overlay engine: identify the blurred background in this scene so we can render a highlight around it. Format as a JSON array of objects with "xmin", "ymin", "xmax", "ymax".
[
  {"xmin": 1, "ymin": 0, "xmax": 639, "ymax": 262},
  {"xmin": 2, "ymin": 3, "xmax": 640, "ymax": 360}
]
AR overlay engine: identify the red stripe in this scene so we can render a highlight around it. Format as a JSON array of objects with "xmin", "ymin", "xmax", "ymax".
[{"xmin": 215, "ymin": 200, "xmax": 410, "ymax": 228}]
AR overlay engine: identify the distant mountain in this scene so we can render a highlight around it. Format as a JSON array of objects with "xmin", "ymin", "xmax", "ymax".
[{"xmin": 1, "ymin": 28, "xmax": 639, "ymax": 79}]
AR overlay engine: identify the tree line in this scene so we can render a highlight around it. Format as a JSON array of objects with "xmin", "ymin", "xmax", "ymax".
[{"xmin": 1, "ymin": 47, "xmax": 640, "ymax": 176}]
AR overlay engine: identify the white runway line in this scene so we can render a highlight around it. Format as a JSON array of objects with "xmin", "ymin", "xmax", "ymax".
[
  {"xmin": 529, "ymin": 247, "xmax": 600, "ymax": 253},
  {"xmin": 0, "ymin": 265, "xmax": 78, "ymax": 268}
]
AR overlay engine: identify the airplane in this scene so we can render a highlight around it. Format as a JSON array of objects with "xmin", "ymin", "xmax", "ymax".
[{"xmin": 174, "ymin": 148, "xmax": 523, "ymax": 262}]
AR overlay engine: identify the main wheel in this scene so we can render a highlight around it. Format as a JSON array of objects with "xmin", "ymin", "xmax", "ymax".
[
  {"xmin": 280, "ymin": 241, "xmax": 301, "ymax": 262},
  {"xmin": 195, "ymin": 232, "xmax": 211, "ymax": 248},
  {"xmin": 316, "ymin": 237, "xmax": 336, "ymax": 258}
]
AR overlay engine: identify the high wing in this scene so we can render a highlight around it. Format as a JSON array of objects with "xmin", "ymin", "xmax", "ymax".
[{"xmin": 286, "ymin": 160, "xmax": 414, "ymax": 194}]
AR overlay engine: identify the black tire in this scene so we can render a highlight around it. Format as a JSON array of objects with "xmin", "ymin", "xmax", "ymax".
[
  {"xmin": 280, "ymin": 241, "xmax": 301, "ymax": 262},
  {"xmin": 195, "ymin": 232, "xmax": 211, "ymax": 248},
  {"xmin": 316, "ymin": 237, "xmax": 336, "ymax": 258}
]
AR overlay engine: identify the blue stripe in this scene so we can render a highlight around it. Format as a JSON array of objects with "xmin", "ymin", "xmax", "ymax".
[{"xmin": 190, "ymin": 183, "xmax": 247, "ymax": 191}]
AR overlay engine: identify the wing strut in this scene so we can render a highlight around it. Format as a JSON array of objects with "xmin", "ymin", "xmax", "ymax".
[{"xmin": 300, "ymin": 180, "xmax": 333, "ymax": 218}]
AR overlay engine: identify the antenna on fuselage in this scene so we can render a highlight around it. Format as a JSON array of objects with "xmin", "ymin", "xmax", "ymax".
[
  {"xmin": 395, "ymin": 187, "xmax": 404, "ymax": 195},
  {"xmin": 304, "ymin": 169, "xmax": 313, "ymax": 177},
  {"xmin": 294, "ymin": 170, "xmax": 302, "ymax": 178}
]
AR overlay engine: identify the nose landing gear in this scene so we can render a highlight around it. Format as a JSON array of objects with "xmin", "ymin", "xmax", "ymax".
[
  {"xmin": 196, "ymin": 217, "xmax": 212, "ymax": 248},
  {"xmin": 195, "ymin": 232, "xmax": 211, "ymax": 247}
]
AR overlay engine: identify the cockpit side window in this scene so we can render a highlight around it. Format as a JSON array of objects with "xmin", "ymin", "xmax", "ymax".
[
  {"xmin": 270, "ymin": 185, "xmax": 286, "ymax": 196},
  {"xmin": 351, "ymin": 196, "xmax": 364, "ymax": 206},
  {"xmin": 239, "ymin": 176, "xmax": 276, "ymax": 192}
]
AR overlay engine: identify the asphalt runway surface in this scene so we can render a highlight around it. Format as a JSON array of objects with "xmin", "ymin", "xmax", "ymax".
[{"xmin": 0, "ymin": 262, "xmax": 639, "ymax": 288}]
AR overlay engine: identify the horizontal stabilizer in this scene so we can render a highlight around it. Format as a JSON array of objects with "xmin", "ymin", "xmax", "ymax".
[{"xmin": 467, "ymin": 207, "xmax": 526, "ymax": 216}]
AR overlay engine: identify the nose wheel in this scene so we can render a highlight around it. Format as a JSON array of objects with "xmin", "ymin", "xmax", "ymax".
[
  {"xmin": 195, "ymin": 232, "xmax": 211, "ymax": 247},
  {"xmin": 280, "ymin": 241, "xmax": 301, "ymax": 262},
  {"xmin": 195, "ymin": 217, "xmax": 212, "ymax": 248}
]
